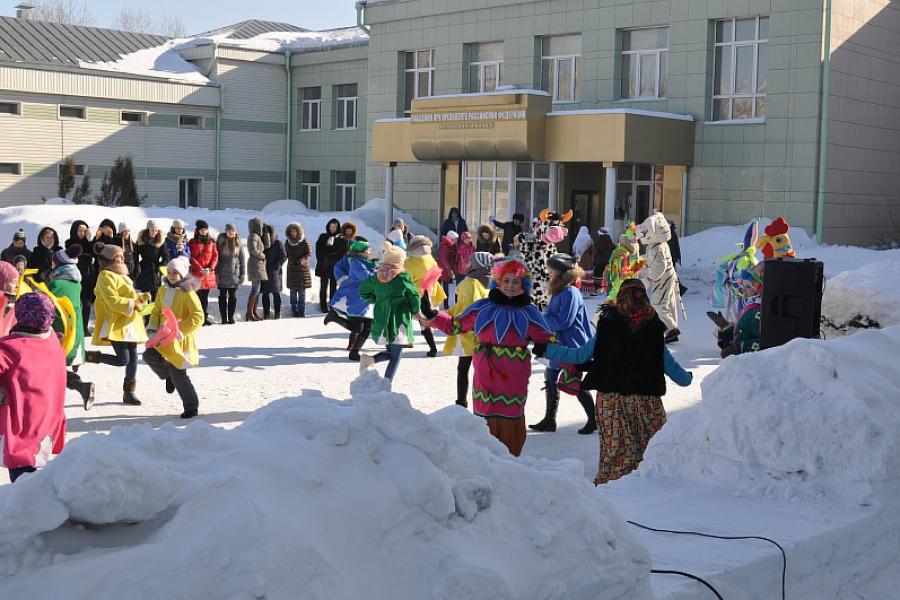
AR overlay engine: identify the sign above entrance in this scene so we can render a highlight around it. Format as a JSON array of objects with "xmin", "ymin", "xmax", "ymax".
[{"xmin": 411, "ymin": 109, "xmax": 527, "ymax": 124}]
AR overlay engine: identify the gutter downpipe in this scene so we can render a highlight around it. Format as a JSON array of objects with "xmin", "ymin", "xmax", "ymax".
[
  {"xmin": 211, "ymin": 43, "xmax": 222, "ymax": 210},
  {"xmin": 285, "ymin": 49, "xmax": 293, "ymax": 199},
  {"xmin": 356, "ymin": 2, "xmax": 371, "ymax": 33},
  {"xmin": 815, "ymin": 0, "xmax": 833, "ymax": 243}
]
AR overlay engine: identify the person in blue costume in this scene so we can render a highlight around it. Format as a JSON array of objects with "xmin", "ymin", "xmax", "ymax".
[
  {"xmin": 324, "ymin": 239, "xmax": 377, "ymax": 361},
  {"xmin": 529, "ymin": 253, "xmax": 597, "ymax": 435}
]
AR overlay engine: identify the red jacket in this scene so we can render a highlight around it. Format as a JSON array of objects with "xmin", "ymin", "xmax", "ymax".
[
  {"xmin": 454, "ymin": 233, "xmax": 476, "ymax": 276},
  {"xmin": 437, "ymin": 236, "xmax": 456, "ymax": 282},
  {"xmin": 0, "ymin": 331, "xmax": 67, "ymax": 469},
  {"xmin": 188, "ymin": 238, "xmax": 219, "ymax": 290}
]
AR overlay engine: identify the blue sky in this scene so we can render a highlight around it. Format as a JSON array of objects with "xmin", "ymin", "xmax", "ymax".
[{"xmin": 52, "ymin": 1, "xmax": 360, "ymax": 33}]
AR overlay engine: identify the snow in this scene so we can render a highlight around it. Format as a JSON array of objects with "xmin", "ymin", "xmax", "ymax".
[
  {"xmin": 42, "ymin": 198, "xmax": 73, "ymax": 206},
  {"xmin": 78, "ymin": 39, "xmax": 210, "ymax": 85},
  {"xmin": 546, "ymin": 109, "xmax": 694, "ymax": 122},
  {"xmin": 822, "ymin": 257, "xmax": 900, "ymax": 329},
  {"xmin": 231, "ymin": 28, "xmax": 369, "ymax": 53}
]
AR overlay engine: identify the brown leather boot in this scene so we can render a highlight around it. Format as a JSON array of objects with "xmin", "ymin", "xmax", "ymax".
[
  {"xmin": 246, "ymin": 294, "xmax": 261, "ymax": 322},
  {"xmin": 123, "ymin": 379, "xmax": 141, "ymax": 406}
]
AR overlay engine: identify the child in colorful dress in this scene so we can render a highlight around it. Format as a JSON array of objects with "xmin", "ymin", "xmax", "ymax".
[
  {"xmin": 430, "ymin": 258, "xmax": 552, "ymax": 457},
  {"xmin": 358, "ymin": 244, "xmax": 421, "ymax": 381},
  {"xmin": 442, "ymin": 251, "xmax": 494, "ymax": 408},
  {"xmin": 602, "ymin": 222, "xmax": 644, "ymax": 303},
  {"xmin": 404, "ymin": 235, "xmax": 446, "ymax": 357},
  {"xmin": 143, "ymin": 257, "xmax": 204, "ymax": 418},
  {"xmin": 325, "ymin": 240, "xmax": 377, "ymax": 361}
]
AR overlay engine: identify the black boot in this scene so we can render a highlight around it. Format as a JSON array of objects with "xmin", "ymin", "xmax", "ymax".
[
  {"xmin": 227, "ymin": 292, "xmax": 237, "ymax": 324},
  {"xmin": 165, "ymin": 377, "xmax": 175, "ymax": 394},
  {"xmin": 346, "ymin": 333, "xmax": 358, "ymax": 352},
  {"xmin": 456, "ymin": 357, "xmax": 471, "ymax": 408},
  {"xmin": 576, "ymin": 391, "xmax": 597, "ymax": 434},
  {"xmin": 422, "ymin": 328, "xmax": 438, "ymax": 357},
  {"xmin": 273, "ymin": 295, "xmax": 281, "ymax": 319},
  {"xmin": 349, "ymin": 322, "xmax": 370, "ymax": 361},
  {"xmin": 123, "ymin": 379, "xmax": 141, "ymax": 406},
  {"xmin": 218, "ymin": 294, "xmax": 229, "ymax": 325},
  {"xmin": 324, "ymin": 310, "xmax": 338, "ymax": 326},
  {"xmin": 529, "ymin": 388, "xmax": 559, "ymax": 432}
]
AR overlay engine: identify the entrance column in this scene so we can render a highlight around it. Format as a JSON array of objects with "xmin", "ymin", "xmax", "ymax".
[
  {"xmin": 603, "ymin": 162, "xmax": 616, "ymax": 233},
  {"xmin": 549, "ymin": 163, "xmax": 559, "ymax": 211},
  {"xmin": 385, "ymin": 162, "xmax": 395, "ymax": 236}
]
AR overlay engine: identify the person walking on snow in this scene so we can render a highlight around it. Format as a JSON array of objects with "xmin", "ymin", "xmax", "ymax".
[
  {"xmin": 440, "ymin": 207, "xmax": 469, "ymax": 237},
  {"xmin": 325, "ymin": 239, "xmax": 377, "ymax": 361},
  {"xmin": 261, "ymin": 224, "xmax": 286, "ymax": 319},
  {"xmin": 188, "ymin": 219, "xmax": 218, "ymax": 326},
  {"xmin": 135, "ymin": 220, "xmax": 169, "ymax": 302},
  {"xmin": 285, "ymin": 222, "xmax": 313, "ymax": 318},
  {"xmin": 637, "ymin": 212, "xmax": 682, "ymax": 343},
  {"xmin": 0, "ymin": 293, "xmax": 67, "ymax": 483},
  {"xmin": 315, "ymin": 218, "xmax": 345, "ymax": 312},
  {"xmin": 65, "ymin": 220, "xmax": 96, "ymax": 334},
  {"xmin": 491, "ymin": 213, "xmax": 525, "ymax": 256},
  {"xmin": 437, "ymin": 230, "xmax": 458, "ymax": 307},
  {"xmin": 215, "ymin": 224, "xmax": 246, "ymax": 325},
  {"xmin": 592, "ymin": 228, "xmax": 615, "ymax": 294},
  {"xmin": 165, "ymin": 219, "xmax": 191, "ymax": 260},
  {"xmin": 404, "ymin": 235, "xmax": 445, "ymax": 357},
  {"xmin": 530, "ymin": 253, "xmax": 597, "ymax": 435},
  {"xmin": 603, "ymin": 223, "xmax": 644, "ymax": 304}
]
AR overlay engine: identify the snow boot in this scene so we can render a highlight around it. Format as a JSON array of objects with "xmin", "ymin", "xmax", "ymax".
[
  {"xmin": 246, "ymin": 294, "xmax": 261, "ymax": 322},
  {"xmin": 227, "ymin": 293, "xmax": 237, "ymax": 324},
  {"xmin": 706, "ymin": 311, "xmax": 729, "ymax": 329},
  {"xmin": 422, "ymin": 328, "xmax": 438, "ymax": 357},
  {"xmin": 84, "ymin": 350, "xmax": 101, "ymax": 363},
  {"xmin": 123, "ymin": 379, "xmax": 141, "ymax": 406},
  {"xmin": 576, "ymin": 391, "xmax": 597, "ymax": 435},
  {"xmin": 180, "ymin": 409, "xmax": 198, "ymax": 419},
  {"xmin": 79, "ymin": 381, "xmax": 95, "ymax": 411},
  {"xmin": 349, "ymin": 322, "xmax": 370, "ymax": 361},
  {"xmin": 529, "ymin": 388, "xmax": 559, "ymax": 432},
  {"xmin": 664, "ymin": 328, "xmax": 681, "ymax": 344},
  {"xmin": 346, "ymin": 333, "xmax": 358, "ymax": 352},
  {"xmin": 165, "ymin": 377, "xmax": 175, "ymax": 394}
]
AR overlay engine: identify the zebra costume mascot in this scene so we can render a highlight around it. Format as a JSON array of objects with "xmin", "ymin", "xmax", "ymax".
[{"xmin": 637, "ymin": 211, "xmax": 683, "ymax": 343}]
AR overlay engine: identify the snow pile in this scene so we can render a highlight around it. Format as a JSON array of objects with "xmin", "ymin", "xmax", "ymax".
[
  {"xmin": 78, "ymin": 39, "xmax": 209, "ymax": 84},
  {"xmin": 0, "ymin": 373, "xmax": 652, "ymax": 599},
  {"xmin": 822, "ymin": 257, "xmax": 900, "ymax": 330},
  {"xmin": 237, "ymin": 28, "xmax": 369, "ymax": 53},
  {"xmin": 641, "ymin": 326, "xmax": 900, "ymax": 507}
]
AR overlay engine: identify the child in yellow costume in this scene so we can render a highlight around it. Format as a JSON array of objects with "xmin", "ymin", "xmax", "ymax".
[
  {"xmin": 602, "ymin": 222, "xmax": 645, "ymax": 303},
  {"xmin": 143, "ymin": 257, "xmax": 204, "ymax": 419},
  {"xmin": 405, "ymin": 235, "xmax": 447, "ymax": 357},
  {"xmin": 443, "ymin": 252, "xmax": 494, "ymax": 408}
]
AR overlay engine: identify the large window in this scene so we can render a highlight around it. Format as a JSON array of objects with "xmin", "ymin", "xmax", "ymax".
[
  {"xmin": 463, "ymin": 161, "xmax": 509, "ymax": 227},
  {"xmin": 299, "ymin": 170, "xmax": 320, "ymax": 210},
  {"xmin": 468, "ymin": 42, "xmax": 503, "ymax": 93},
  {"xmin": 403, "ymin": 49, "xmax": 434, "ymax": 115},
  {"xmin": 713, "ymin": 16, "xmax": 769, "ymax": 121},
  {"xmin": 540, "ymin": 34, "xmax": 581, "ymax": 103},
  {"xmin": 334, "ymin": 171, "xmax": 356, "ymax": 212},
  {"xmin": 179, "ymin": 178, "xmax": 202, "ymax": 208},
  {"xmin": 616, "ymin": 164, "xmax": 663, "ymax": 225},
  {"xmin": 334, "ymin": 84, "xmax": 358, "ymax": 130},
  {"xmin": 514, "ymin": 162, "xmax": 550, "ymax": 222},
  {"xmin": 621, "ymin": 28, "xmax": 668, "ymax": 99},
  {"xmin": 300, "ymin": 87, "xmax": 322, "ymax": 131}
]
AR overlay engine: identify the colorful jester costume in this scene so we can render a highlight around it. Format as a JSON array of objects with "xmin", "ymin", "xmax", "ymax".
[{"xmin": 602, "ymin": 221, "xmax": 644, "ymax": 303}]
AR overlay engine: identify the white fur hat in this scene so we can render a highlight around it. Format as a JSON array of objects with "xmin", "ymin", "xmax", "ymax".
[{"xmin": 167, "ymin": 256, "xmax": 190, "ymax": 278}]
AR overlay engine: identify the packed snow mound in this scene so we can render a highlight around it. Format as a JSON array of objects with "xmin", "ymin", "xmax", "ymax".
[
  {"xmin": 0, "ymin": 373, "xmax": 652, "ymax": 599},
  {"xmin": 641, "ymin": 326, "xmax": 900, "ymax": 507},
  {"xmin": 822, "ymin": 257, "xmax": 900, "ymax": 330}
]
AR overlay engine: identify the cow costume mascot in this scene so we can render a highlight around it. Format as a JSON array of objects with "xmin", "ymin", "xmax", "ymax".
[
  {"xmin": 510, "ymin": 208, "xmax": 573, "ymax": 310},
  {"xmin": 637, "ymin": 211, "xmax": 683, "ymax": 343}
]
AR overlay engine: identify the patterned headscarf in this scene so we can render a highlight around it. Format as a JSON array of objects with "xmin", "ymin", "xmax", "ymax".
[
  {"xmin": 616, "ymin": 279, "xmax": 656, "ymax": 331},
  {"xmin": 13, "ymin": 292, "xmax": 56, "ymax": 334}
]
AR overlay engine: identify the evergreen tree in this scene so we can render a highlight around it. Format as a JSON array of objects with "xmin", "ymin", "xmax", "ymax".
[
  {"xmin": 96, "ymin": 173, "xmax": 113, "ymax": 207},
  {"xmin": 72, "ymin": 173, "xmax": 93, "ymax": 205},
  {"xmin": 58, "ymin": 157, "xmax": 76, "ymax": 199},
  {"xmin": 94, "ymin": 156, "xmax": 145, "ymax": 207}
]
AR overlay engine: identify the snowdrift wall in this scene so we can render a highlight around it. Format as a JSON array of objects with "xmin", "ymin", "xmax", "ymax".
[{"xmin": 0, "ymin": 373, "xmax": 652, "ymax": 600}]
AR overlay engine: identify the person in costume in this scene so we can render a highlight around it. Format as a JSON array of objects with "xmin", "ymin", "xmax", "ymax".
[
  {"xmin": 442, "ymin": 251, "xmax": 494, "ymax": 408},
  {"xmin": 602, "ymin": 222, "xmax": 644, "ymax": 303},
  {"xmin": 535, "ymin": 279, "xmax": 691, "ymax": 484},
  {"xmin": 709, "ymin": 263, "xmax": 763, "ymax": 358},
  {"xmin": 358, "ymin": 244, "xmax": 421, "ymax": 381},
  {"xmin": 637, "ymin": 212, "xmax": 683, "ymax": 343},
  {"xmin": 142, "ymin": 256, "xmax": 204, "ymax": 419},
  {"xmin": 430, "ymin": 258, "xmax": 553, "ymax": 457},
  {"xmin": 530, "ymin": 253, "xmax": 596, "ymax": 435},
  {"xmin": 404, "ymin": 235, "xmax": 446, "ymax": 356},
  {"xmin": 755, "ymin": 216, "xmax": 796, "ymax": 259},
  {"xmin": 85, "ymin": 244, "xmax": 149, "ymax": 405},
  {"xmin": 325, "ymin": 239, "xmax": 378, "ymax": 361},
  {"xmin": 46, "ymin": 245, "xmax": 94, "ymax": 410}
]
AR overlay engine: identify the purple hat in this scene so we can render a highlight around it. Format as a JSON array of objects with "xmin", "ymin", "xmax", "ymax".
[{"xmin": 14, "ymin": 293, "xmax": 56, "ymax": 333}]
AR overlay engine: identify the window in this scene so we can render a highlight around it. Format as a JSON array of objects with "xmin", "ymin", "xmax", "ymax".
[
  {"xmin": 179, "ymin": 178, "xmax": 202, "ymax": 208},
  {"xmin": 59, "ymin": 163, "xmax": 86, "ymax": 176},
  {"xmin": 463, "ymin": 161, "xmax": 509, "ymax": 226},
  {"xmin": 335, "ymin": 171, "xmax": 356, "ymax": 212},
  {"xmin": 0, "ymin": 163, "xmax": 22, "ymax": 175},
  {"xmin": 299, "ymin": 170, "xmax": 320, "ymax": 210},
  {"xmin": 616, "ymin": 164, "xmax": 664, "ymax": 225},
  {"xmin": 621, "ymin": 28, "xmax": 669, "ymax": 99},
  {"xmin": 300, "ymin": 87, "xmax": 322, "ymax": 131},
  {"xmin": 540, "ymin": 35, "xmax": 581, "ymax": 102},
  {"xmin": 179, "ymin": 115, "xmax": 203, "ymax": 129},
  {"xmin": 713, "ymin": 16, "xmax": 769, "ymax": 120},
  {"xmin": 0, "ymin": 101, "xmax": 21, "ymax": 116},
  {"xmin": 468, "ymin": 42, "xmax": 503, "ymax": 93},
  {"xmin": 334, "ymin": 84, "xmax": 358, "ymax": 130},
  {"xmin": 403, "ymin": 49, "xmax": 434, "ymax": 115},
  {"xmin": 121, "ymin": 111, "xmax": 148, "ymax": 125},
  {"xmin": 514, "ymin": 162, "xmax": 551, "ymax": 222},
  {"xmin": 59, "ymin": 105, "xmax": 86, "ymax": 119}
]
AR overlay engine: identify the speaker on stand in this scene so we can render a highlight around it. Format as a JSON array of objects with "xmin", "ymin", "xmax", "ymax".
[{"xmin": 759, "ymin": 258, "xmax": 824, "ymax": 350}]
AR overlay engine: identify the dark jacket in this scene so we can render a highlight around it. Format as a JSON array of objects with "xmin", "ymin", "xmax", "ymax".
[
  {"xmin": 440, "ymin": 209, "xmax": 469, "ymax": 237},
  {"xmin": 315, "ymin": 218, "xmax": 345, "ymax": 277},
  {"xmin": 593, "ymin": 231, "xmax": 616, "ymax": 279},
  {"xmin": 0, "ymin": 243, "xmax": 31, "ymax": 265},
  {"xmin": 492, "ymin": 219, "xmax": 523, "ymax": 255},
  {"xmin": 215, "ymin": 233, "xmax": 246, "ymax": 289},
  {"xmin": 27, "ymin": 227, "xmax": 61, "ymax": 280},
  {"xmin": 135, "ymin": 228, "xmax": 169, "ymax": 294},
  {"xmin": 285, "ymin": 223, "xmax": 313, "ymax": 290},
  {"xmin": 667, "ymin": 221, "xmax": 682, "ymax": 266},
  {"xmin": 261, "ymin": 226, "xmax": 287, "ymax": 294},
  {"xmin": 580, "ymin": 306, "xmax": 667, "ymax": 397},
  {"xmin": 475, "ymin": 224, "xmax": 501, "ymax": 255},
  {"xmin": 115, "ymin": 235, "xmax": 139, "ymax": 280},
  {"xmin": 65, "ymin": 220, "xmax": 95, "ymax": 290}
]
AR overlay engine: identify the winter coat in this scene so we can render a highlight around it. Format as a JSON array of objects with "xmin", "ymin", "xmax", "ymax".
[
  {"xmin": 92, "ymin": 269, "xmax": 148, "ymax": 346},
  {"xmin": 543, "ymin": 286, "xmax": 593, "ymax": 370},
  {"xmin": 66, "ymin": 220, "xmax": 95, "ymax": 289},
  {"xmin": 405, "ymin": 254, "xmax": 448, "ymax": 306},
  {"xmin": 215, "ymin": 234, "xmax": 246, "ymax": 289},
  {"xmin": 165, "ymin": 231, "xmax": 191, "ymax": 261},
  {"xmin": 147, "ymin": 276, "xmax": 204, "ymax": 370},
  {"xmin": 667, "ymin": 221, "xmax": 682, "ymax": 266},
  {"xmin": 284, "ymin": 225, "xmax": 313, "ymax": 290},
  {"xmin": 440, "ymin": 211, "xmax": 469, "ymax": 237},
  {"xmin": 47, "ymin": 264, "xmax": 85, "ymax": 366},
  {"xmin": 247, "ymin": 218, "xmax": 268, "ymax": 283},
  {"xmin": 358, "ymin": 271, "xmax": 421, "ymax": 345},
  {"xmin": 593, "ymin": 232, "xmax": 615, "ymax": 279},
  {"xmin": 0, "ymin": 244, "xmax": 31, "ymax": 265},
  {"xmin": 330, "ymin": 257, "xmax": 377, "ymax": 318},
  {"xmin": 572, "ymin": 227, "xmax": 596, "ymax": 272},
  {"xmin": 315, "ymin": 218, "xmax": 345, "ymax": 277},
  {"xmin": 475, "ymin": 224, "xmax": 501, "ymax": 254},
  {"xmin": 441, "ymin": 275, "xmax": 489, "ymax": 357},
  {"xmin": 188, "ymin": 236, "xmax": 219, "ymax": 290},
  {"xmin": 261, "ymin": 231, "xmax": 287, "ymax": 294},
  {"xmin": 27, "ymin": 227, "xmax": 61, "ymax": 280},
  {"xmin": 116, "ymin": 236, "xmax": 139, "ymax": 280},
  {"xmin": 491, "ymin": 219, "xmax": 523, "ymax": 255},
  {"xmin": 135, "ymin": 229, "xmax": 169, "ymax": 295},
  {"xmin": 437, "ymin": 236, "xmax": 457, "ymax": 282},
  {"xmin": 453, "ymin": 233, "xmax": 476, "ymax": 277},
  {"xmin": 0, "ymin": 330, "xmax": 67, "ymax": 469}
]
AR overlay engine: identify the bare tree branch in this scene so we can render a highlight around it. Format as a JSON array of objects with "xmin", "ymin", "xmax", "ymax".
[
  {"xmin": 157, "ymin": 14, "xmax": 186, "ymax": 38},
  {"xmin": 31, "ymin": 0, "xmax": 96, "ymax": 26},
  {"xmin": 111, "ymin": 5, "xmax": 153, "ymax": 33}
]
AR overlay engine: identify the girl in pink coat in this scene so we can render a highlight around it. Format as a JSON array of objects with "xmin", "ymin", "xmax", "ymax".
[{"xmin": 0, "ymin": 293, "xmax": 67, "ymax": 482}]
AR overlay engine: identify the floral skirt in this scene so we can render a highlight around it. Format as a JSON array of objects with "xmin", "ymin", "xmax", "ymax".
[{"xmin": 594, "ymin": 392, "xmax": 666, "ymax": 485}]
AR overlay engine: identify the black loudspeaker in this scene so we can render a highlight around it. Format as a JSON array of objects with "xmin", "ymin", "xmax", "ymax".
[{"xmin": 760, "ymin": 258, "xmax": 824, "ymax": 350}]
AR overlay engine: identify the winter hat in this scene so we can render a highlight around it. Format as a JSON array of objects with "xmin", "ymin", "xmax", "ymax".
[
  {"xmin": 171, "ymin": 219, "xmax": 185, "ymax": 230},
  {"xmin": 146, "ymin": 219, "xmax": 158, "ymax": 230},
  {"xmin": 12, "ymin": 229, "xmax": 25, "ymax": 242},
  {"xmin": 406, "ymin": 235, "xmax": 433, "ymax": 256},
  {"xmin": 547, "ymin": 253, "xmax": 576, "ymax": 272},
  {"xmin": 445, "ymin": 231, "xmax": 459, "ymax": 242},
  {"xmin": 386, "ymin": 229, "xmax": 404, "ymax": 244},
  {"xmin": 195, "ymin": 219, "xmax": 209, "ymax": 230},
  {"xmin": 598, "ymin": 227, "xmax": 610, "ymax": 236},
  {"xmin": 53, "ymin": 244, "xmax": 82, "ymax": 266},
  {"xmin": 0, "ymin": 261, "xmax": 18, "ymax": 294},
  {"xmin": 381, "ymin": 242, "xmax": 407, "ymax": 266},
  {"xmin": 13, "ymin": 293, "xmax": 56, "ymax": 334},
  {"xmin": 350, "ymin": 239, "xmax": 370, "ymax": 254},
  {"xmin": 167, "ymin": 256, "xmax": 190, "ymax": 278},
  {"xmin": 99, "ymin": 244, "xmax": 123, "ymax": 262},
  {"xmin": 470, "ymin": 251, "xmax": 495, "ymax": 271},
  {"xmin": 225, "ymin": 223, "xmax": 236, "ymax": 232},
  {"xmin": 118, "ymin": 222, "xmax": 130, "ymax": 233}
]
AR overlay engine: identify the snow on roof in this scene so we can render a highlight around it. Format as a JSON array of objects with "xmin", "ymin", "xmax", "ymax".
[
  {"xmin": 212, "ymin": 27, "xmax": 370, "ymax": 54},
  {"xmin": 546, "ymin": 108, "xmax": 695, "ymax": 122},
  {"xmin": 78, "ymin": 39, "xmax": 210, "ymax": 85}
]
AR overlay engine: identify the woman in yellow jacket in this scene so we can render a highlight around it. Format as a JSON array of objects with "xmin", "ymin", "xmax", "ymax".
[
  {"xmin": 443, "ymin": 252, "xmax": 494, "ymax": 408},
  {"xmin": 404, "ymin": 235, "xmax": 447, "ymax": 357},
  {"xmin": 143, "ymin": 257, "xmax": 204, "ymax": 419},
  {"xmin": 85, "ymin": 244, "xmax": 149, "ymax": 405}
]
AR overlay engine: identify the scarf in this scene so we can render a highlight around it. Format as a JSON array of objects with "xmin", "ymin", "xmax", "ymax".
[
  {"xmin": 48, "ymin": 263, "xmax": 82, "ymax": 283},
  {"xmin": 377, "ymin": 262, "xmax": 403, "ymax": 283},
  {"xmin": 101, "ymin": 261, "xmax": 129, "ymax": 277},
  {"xmin": 167, "ymin": 231, "xmax": 187, "ymax": 247},
  {"xmin": 616, "ymin": 280, "xmax": 656, "ymax": 331}
]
